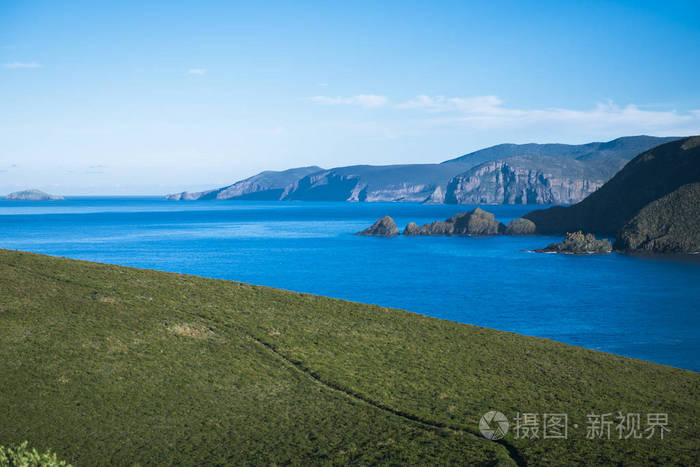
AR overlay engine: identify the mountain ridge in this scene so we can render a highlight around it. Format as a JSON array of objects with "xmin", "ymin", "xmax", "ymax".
[{"xmin": 165, "ymin": 136, "xmax": 682, "ymax": 204}]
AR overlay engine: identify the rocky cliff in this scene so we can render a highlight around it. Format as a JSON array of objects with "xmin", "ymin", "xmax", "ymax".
[
  {"xmin": 444, "ymin": 155, "xmax": 621, "ymax": 205},
  {"xmin": 282, "ymin": 163, "xmax": 472, "ymax": 203}
]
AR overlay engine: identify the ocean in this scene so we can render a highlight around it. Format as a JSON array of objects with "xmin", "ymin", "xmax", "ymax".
[{"xmin": 1, "ymin": 197, "xmax": 698, "ymax": 370}]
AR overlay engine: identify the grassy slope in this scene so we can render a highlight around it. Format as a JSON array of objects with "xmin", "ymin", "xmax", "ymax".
[{"xmin": 0, "ymin": 250, "xmax": 697, "ymax": 466}]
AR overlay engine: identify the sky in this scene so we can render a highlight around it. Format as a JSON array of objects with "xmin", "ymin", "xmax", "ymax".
[{"xmin": 1, "ymin": 0, "xmax": 699, "ymax": 195}]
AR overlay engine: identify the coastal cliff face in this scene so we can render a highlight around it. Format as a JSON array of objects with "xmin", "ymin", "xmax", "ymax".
[
  {"xmin": 444, "ymin": 156, "xmax": 615, "ymax": 205},
  {"xmin": 282, "ymin": 164, "xmax": 471, "ymax": 203}
]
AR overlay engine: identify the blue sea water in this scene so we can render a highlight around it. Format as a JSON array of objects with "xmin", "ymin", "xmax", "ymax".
[{"xmin": 1, "ymin": 197, "xmax": 698, "ymax": 371}]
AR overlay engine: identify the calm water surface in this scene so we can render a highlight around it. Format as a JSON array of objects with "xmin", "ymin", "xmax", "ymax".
[{"xmin": 1, "ymin": 197, "xmax": 698, "ymax": 370}]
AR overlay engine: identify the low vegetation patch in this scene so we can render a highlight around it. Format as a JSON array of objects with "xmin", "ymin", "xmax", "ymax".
[
  {"xmin": 0, "ymin": 442, "xmax": 71, "ymax": 467},
  {"xmin": 166, "ymin": 322, "xmax": 214, "ymax": 339}
]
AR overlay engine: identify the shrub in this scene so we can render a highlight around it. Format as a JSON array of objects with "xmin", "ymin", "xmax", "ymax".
[{"xmin": 0, "ymin": 442, "xmax": 70, "ymax": 467}]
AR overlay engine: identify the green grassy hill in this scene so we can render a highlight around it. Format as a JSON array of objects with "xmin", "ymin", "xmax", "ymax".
[{"xmin": 1, "ymin": 249, "xmax": 698, "ymax": 465}]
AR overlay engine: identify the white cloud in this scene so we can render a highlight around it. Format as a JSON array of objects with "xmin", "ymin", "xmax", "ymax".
[
  {"xmin": 398, "ymin": 95, "xmax": 503, "ymax": 113},
  {"xmin": 3, "ymin": 61, "xmax": 42, "ymax": 69},
  {"xmin": 188, "ymin": 68, "xmax": 206, "ymax": 75},
  {"xmin": 397, "ymin": 95, "xmax": 700, "ymax": 136},
  {"xmin": 311, "ymin": 94, "xmax": 388, "ymax": 108}
]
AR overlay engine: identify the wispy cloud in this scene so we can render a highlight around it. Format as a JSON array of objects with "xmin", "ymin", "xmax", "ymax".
[
  {"xmin": 395, "ymin": 95, "xmax": 700, "ymax": 135},
  {"xmin": 188, "ymin": 68, "xmax": 206, "ymax": 75},
  {"xmin": 397, "ymin": 95, "xmax": 503, "ymax": 113},
  {"xmin": 311, "ymin": 94, "xmax": 388, "ymax": 108},
  {"xmin": 309, "ymin": 92, "xmax": 700, "ymax": 134},
  {"xmin": 3, "ymin": 61, "xmax": 42, "ymax": 69}
]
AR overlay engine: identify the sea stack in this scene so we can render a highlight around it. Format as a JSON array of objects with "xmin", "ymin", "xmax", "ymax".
[
  {"xmin": 356, "ymin": 216, "xmax": 400, "ymax": 237},
  {"xmin": 505, "ymin": 218, "xmax": 536, "ymax": 235},
  {"xmin": 402, "ymin": 208, "xmax": 505, "ymax": 236},
  {"xmin": 536, "ymin": 231, "xmax": 612, "ymax": 254}
]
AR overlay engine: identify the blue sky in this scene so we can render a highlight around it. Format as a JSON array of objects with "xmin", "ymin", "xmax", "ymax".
[{"xmin": 1, "ymin": 0, "xmax": 699, "ymax": 194}]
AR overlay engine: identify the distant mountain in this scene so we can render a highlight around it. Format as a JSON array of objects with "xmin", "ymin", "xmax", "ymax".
[
  {"xmin": 443, "ymin": 135, "xmax": 681, "ymax": 164},
  {"xmin": 166, "ymin": 136, "xmax": 682, "ymax": 204},
  {"xmin": 5, "ymin": 189, "xmax": 64, "ymax": 201},
  {"xmin": 165, "ymin": 166, "xmax": 323, "ymax": 200},
  {"xmin": 524, "ymin": 136, "xmax": 700, "ymax": 234}
]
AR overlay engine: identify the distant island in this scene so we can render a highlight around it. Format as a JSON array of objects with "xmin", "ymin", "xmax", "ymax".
[
  {"xmin": 4, "ymin": 189, "xmax": 64, "ymax": 201},
  {"xmin": 166, "ymin": 135, "xmax": 680, "ymax": 205}
]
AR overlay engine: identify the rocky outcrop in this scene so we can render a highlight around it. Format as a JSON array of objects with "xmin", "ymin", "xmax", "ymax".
[
  {"xmin": 402, "ymin": 222, "xmax": 423, "ymax": 236},
  {"xmin": 536, "ymin": 231, "xmax": 612, "ymax": 254},
  {"xmin": 505, "ymin": 218, "xmax": 536, "ymax": 235},
  {"xmin": 444, "ymin": 155, "xmax": 618, "ymax": 205},
  {"xmin": 402, "ymin": 208, "xmax": 505, "ymax": 236},
  {"xmin": 355, "ymin": 216, "xmax": 399, "ymax": 237},
  {"xmin": 613, "ymin": 183, "xmax": 700, "ymax": 254},
  {"xmin": 524, "ymin": 136, "xmax": 700, "ymax": 234},
  {"xmin": 5, "ymin": 189, "xmax": 64, "ymax": 201}
]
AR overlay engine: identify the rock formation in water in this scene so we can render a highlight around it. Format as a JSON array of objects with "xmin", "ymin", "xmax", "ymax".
[
  {"xmin": 524, "ymin": 136, "xmax": 700, "ymax": 234},
  {"xmin": 402, "ymin": 208, "xmax": 505, "ymax": 236},
  {"xmin": 613, "ymin": 183, "xmax": 700, "ymax": 254},
  {"xmin": 5, "ymin": 189, "xmax": 64, "ymax": 201},
  {"xmin": 505, "ymin": 218, "xmax": 537, "ymax": 235},
  {"xmin": 355, "ymin": 216, "xmax": 399, "ymax": 237},
  {"xmin": 535, "ymin": 231, "xmax": 612, "ymax": 254}
]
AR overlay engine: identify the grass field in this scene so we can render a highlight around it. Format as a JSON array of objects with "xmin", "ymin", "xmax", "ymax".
[{"xmin": 0, "ymin": 249, "xmax": 698, "ymax": 465}]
